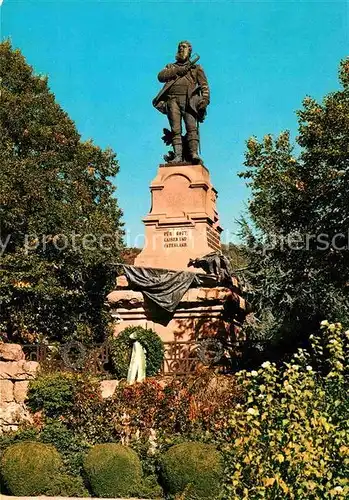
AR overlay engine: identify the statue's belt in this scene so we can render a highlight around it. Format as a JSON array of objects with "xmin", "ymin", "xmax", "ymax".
[{"xmin": 168, "ymin": 81, "xmax": 190, "ymax": 93}]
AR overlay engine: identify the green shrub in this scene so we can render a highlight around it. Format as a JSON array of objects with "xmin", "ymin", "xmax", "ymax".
[
  {"xmin": 1, "ymin": 441, "xmax": 62, "ymax": 495},
  {"xmin": 45, "ymin": 474, "xmax": 89, "ymax": 497},
  {"xmin": 160, "ymin": 442, "xmax": 223, "ymax": 499},
  {"xmin": 83, "ymin": 443, "xmax": 143, "ymax": 497},
  {"xmin": 139, "ymin": 474, "xmax": 163, "ymax": 499},
  {"xmin": 27, "ymin": 371, "xmax": 102, "ymax": 425},
  {"xmin": 26, "ymin": 372, "xmax": 75, "ymax": 417},
  {"xmin": 0, "ymin": 427, "xmax": 39, "ymax": 455},
  {"xmin": 40, "ymin": 420, "xmax": 90, "ymax": 476},
  {"xmin": 109, "ymin": 326, "xmax": 164, "ymax": 379}
]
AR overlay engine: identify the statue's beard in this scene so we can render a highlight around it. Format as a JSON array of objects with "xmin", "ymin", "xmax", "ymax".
[{"xmin": 176, "ymin": 52, "xmax": 189, "ymax": 63}]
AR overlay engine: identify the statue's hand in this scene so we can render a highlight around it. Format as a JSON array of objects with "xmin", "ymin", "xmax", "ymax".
[
  {"xmin": 176, "ymin": 63, "xmax": 190, "ymax": 76},
  {"xmin": 197, "ymin": 98, "xmax": 208, "ymax": 111}
]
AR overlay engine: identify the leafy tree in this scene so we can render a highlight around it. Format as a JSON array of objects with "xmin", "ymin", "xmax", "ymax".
[
  {"xmin": 221, "ymin": 242, "xmax": 247, "ymax": 270},
  {"xmin": 0, "ymin": 40, "xmax": 123, "ymax": 343},
  {"xmin": 239, "ymin": 58, "xmax": 349, "ymax": 351},
  {"xmin": 120, "ymin": 247, "xmax": 141, "ymax": 265}
]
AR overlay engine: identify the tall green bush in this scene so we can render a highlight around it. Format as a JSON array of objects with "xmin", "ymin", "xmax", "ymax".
[
  {"xmin": 26, "ymin": 372, "xmax": 101, "ymax": 419},
  {"xmin": 26, "ymin": 372, "xmax": 75, "ymax": 417}
]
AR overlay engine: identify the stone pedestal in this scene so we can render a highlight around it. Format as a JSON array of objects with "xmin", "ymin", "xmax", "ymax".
[
  {"xmin": 107, "ymin": 162, "xmax": 248, "ymax": 373},
  {"xmin": 107, "ymin": 282, "xmax": 248, "ymax": 374},
  {"xmin": 107, "ymin": 286, "xmax": 234, "ymax": 342},
  {"xmin": 135, "ymin": 163, "xmax": 223, "ymax": 271}
]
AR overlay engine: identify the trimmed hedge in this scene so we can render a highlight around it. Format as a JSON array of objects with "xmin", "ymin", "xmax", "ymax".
[
  {"xmin": 0, "ymin": 440, "xmax": 89, "ymax": 496},
  {"xmin": 0, "ymin": 441, "xmax": 62, "ymax": 495},
  {"xmin": 160, "ymin": 442, "xmax": 223, "ymax": 499},
  {"xmin": 83, "ymin": 443, "xmax": 143, "ymax": 497},
  {"xmin": 109, "ymin": 326, "xmax": 164, "ymax": 379}
]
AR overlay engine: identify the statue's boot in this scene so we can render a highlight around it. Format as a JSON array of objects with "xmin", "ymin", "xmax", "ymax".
[
  {"xmin": 188, "ymin": 139, "xmax": 202, "ymax": 164},
  {"xmin": 169, "ymin": 141, "xmax": 183, "ymax": 163}
]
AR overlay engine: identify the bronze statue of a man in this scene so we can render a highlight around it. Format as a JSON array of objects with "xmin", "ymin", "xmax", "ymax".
[{"xmin": 153, "ymin": 41, "xmax": 210, "ymax": 164}]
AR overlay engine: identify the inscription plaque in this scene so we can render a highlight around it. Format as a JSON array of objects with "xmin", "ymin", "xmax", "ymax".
[{"xmin": 164, "ymin": 229, "xmax": 188, "ymax": 248}]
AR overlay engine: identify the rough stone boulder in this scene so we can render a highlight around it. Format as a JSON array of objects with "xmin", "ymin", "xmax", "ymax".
[
  {"xmin": 100, "ymin": 379, "xmax": 119, "ymax": 399},
  {"xmin": 0, "ymin": 401, "xmax": 33, "ymax": 432},
  {"xmin": 0, "ymin": 344, "xmax": 39, "ymax": 433},
  {"xmin": 0, "ymin": 343, "xmax": 25, "ymax": 362},
  {"xmin": 14, "ymin": 381, "xmax": 30, "ymax": 403},
  {"xmin": 0, "ymin": 380, "xmax": 14, "ymax": 403},
  {"xmin": 0, "ymin": 360, "xmax": 39, "ymax": 380}
]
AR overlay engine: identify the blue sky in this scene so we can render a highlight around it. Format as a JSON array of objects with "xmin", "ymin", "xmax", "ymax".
[{"xmin": 1, "ymin": 0, "xmax": 348, "ymax": 245}]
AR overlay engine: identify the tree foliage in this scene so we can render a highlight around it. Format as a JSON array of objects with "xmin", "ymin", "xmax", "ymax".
[
  {"xmin": 221, "ymin": 242, "xmax": 247, "ymax": 270},
  {"xmin": 239, "ymin": 58, "xmax": 349, "ymax": 348},
  {"xmin": 0, "ymin": 41, "xmax": 123, "ymax": 343},
  {"xmin": 120, "ymin": 246, "xmax": 141, "ymax": 265}
]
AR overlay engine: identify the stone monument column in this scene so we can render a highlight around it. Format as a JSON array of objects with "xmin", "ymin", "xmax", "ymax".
[
  {"xmin": 107, "ymin": 41, "xmax": 250, "ymax": 370},
  {"xmin": 134, "ymin": 162, "xmax": 222, "ymax": 270}
]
